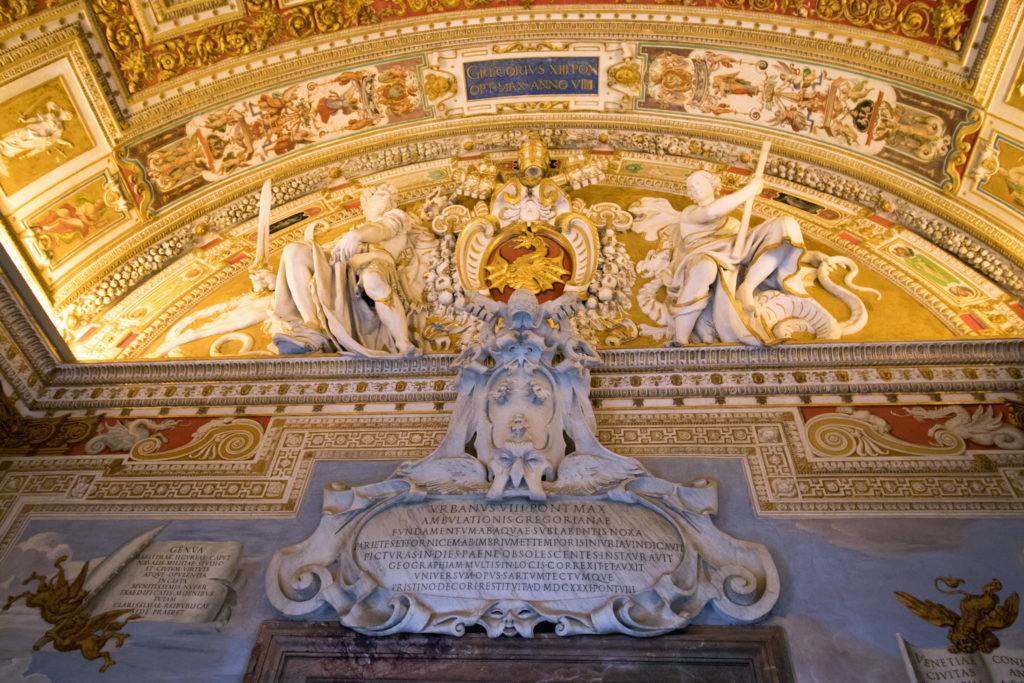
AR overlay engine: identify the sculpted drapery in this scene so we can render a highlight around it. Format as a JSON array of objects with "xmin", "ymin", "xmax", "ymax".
[
  {"xmin": 631, "ymin": 170, "xmax": 804, "ymax": 345},
  {"xmin": 271, "ymin": 183, "xmax": 419, "ymax": 357}
]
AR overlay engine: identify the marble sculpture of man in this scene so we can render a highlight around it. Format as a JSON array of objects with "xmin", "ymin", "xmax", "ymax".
[
  {"xmin": 632, "ymin": 169, "xmax": 805, "ymax": 345},
  {"xmin": 271, "ymin": 183, "xmax": 417, "ymax": 356}
]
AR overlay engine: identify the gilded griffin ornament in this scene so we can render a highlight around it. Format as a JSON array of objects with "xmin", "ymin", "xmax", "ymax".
[
  {"xmin": 4, "ymin": 555, "xmax": 140, "ymax": 672},
  {"xmin": 895, "ymin": 577, "xmax": 1019, "ymax": 654},
  {"xmin": 485, "ymin": 230, "xmax": 569, "ymax": 294}
]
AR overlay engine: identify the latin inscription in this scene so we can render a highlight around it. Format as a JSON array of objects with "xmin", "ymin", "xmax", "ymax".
[
  {"xmin": 356, "ymin": 501, "xmax": 684, "ymax": 600},
  {"xmin": 903, "ymin": 639, "xmax": 1024, "ymax": 683},
  {"xmin": 464, "ymin": 58, "xmax": 599, "ymax": 100},
  {"xmin": 90, "ymin": 541, "xmax": 242, "ymax": 622}
]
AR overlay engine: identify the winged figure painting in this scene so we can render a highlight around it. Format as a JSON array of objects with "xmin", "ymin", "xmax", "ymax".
[{"xmin": 895, "ymin": 577, "xmax": 1019, "ymax": 654}]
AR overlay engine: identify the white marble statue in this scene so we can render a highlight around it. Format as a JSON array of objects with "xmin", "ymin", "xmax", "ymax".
[
  {"xmin": 271, "ymin": 183, "xmax": 419, "ymax": 356},
  {"xmin": 631, "ymin": 170, "xmax": 879, "ymax": 345},
  {"xmin": 631, "ymin": 170, "xmax": 803, "ymax": 345}
]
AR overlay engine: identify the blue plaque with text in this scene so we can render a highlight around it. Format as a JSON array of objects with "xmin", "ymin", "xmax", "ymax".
[{"xmin": 464, "ymin": 57, "xmax": 600, "ymax": 101}]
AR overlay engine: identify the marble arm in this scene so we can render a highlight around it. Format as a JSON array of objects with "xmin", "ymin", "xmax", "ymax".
[
  {"xmin": 354, "ymin": 211, "xmax": 406, "ymax": 244},
  {"xmin": 689, "ymin": 178, "xmax": 764, "ymax": 224},
  {"xmin": 331, "ymin": 212, "xmax": 406, "ymax": 262}
]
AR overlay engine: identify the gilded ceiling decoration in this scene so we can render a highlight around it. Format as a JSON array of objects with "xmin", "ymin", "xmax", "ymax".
[
  {"xmin": 2, "ymin": 0, "xmax": 982, "ymax": 102},
  {"xmin": 2, "ymin": 8, "xmax": 1022, "ymax": 677},
  {"xmin": 1008, "ymin": 57, "xmax": 1024, "ymax": 111},
  {"xmin": 977, "ymin": 135, "xmax": 1024, "ymax": 214},
  {"xmin": 123, "ymin": 55, "xmax": 427, "ymax": 211}
]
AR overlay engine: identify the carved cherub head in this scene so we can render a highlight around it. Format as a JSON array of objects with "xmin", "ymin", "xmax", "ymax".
[{"xmin": 684, "ymin": 170, "xmax": 721, "ymax": 204}]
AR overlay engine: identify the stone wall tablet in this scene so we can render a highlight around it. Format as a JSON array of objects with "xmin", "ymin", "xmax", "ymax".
[{"xmin": 267, "ymin": 289, "xmax": 780, "ymax": 638}]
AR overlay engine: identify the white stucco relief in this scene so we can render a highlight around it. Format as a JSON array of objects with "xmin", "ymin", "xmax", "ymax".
[{"xmin": 266, "ymin": 289, "xmax": 780, "ymax": 637}]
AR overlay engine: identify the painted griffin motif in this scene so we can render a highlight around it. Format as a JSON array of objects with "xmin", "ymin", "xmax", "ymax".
[
  {"xmin": 4, "ymin": 555, "xmax": 89, "ymax": 623},
  {"xmin": 895, "ymin": 577, "xmax": 1019, "ymax": 654},
  {"xmin": 85, "ymin": 418, "xmax": 180, "ymax": 454},
  {"xmin": 4, "ymin": 555, "xmax": 140, "ymax": 672}
]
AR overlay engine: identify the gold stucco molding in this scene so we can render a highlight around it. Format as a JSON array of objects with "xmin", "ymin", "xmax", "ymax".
[{"xmin": 13, "ymin": 8, "xmax": 979, "ymax": 134}]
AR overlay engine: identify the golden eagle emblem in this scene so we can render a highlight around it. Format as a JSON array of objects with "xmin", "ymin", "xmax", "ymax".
[
  {"xmin": 895, "ymin": 577, "xmax": 1019, "ymax": 654},
  {"xmin": 485, "ymin": 230, "xmax": 569, "ymax": 294}
]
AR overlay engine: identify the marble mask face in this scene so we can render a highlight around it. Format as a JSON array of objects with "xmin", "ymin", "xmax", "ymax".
[
  {"xmin": 484, "ymin": 368, "xmax": 559, "ymax": 500},
  {"xmin": 480, "ymin": 600, "xmax": 545, "ymax": 637}
]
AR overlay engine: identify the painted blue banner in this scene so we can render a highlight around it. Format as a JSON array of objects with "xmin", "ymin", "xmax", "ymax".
[{"xmin": 464, "ymin": 57, "xmax": 600, "ymax": 101}]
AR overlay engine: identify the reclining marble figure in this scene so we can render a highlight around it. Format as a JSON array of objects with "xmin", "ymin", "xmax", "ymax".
[{"xmin": 271, "ymin": 183, "xmax": 418, "ymax": 356}]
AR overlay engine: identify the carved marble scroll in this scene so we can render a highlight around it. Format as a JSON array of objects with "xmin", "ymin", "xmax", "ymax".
[{"xmin": 267, "ymin": 289, "xmax": 779, "ymax": 637}]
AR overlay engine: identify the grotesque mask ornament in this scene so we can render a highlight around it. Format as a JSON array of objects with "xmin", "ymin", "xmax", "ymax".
[{"xmin": 480, "ymin": 600, "xmax": 548, "ymax": 637}]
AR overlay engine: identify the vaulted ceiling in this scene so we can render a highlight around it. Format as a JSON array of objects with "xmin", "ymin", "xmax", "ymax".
[{"xmin": 1, "ymin": 0, "xmax": 1022, "ymax": 371}]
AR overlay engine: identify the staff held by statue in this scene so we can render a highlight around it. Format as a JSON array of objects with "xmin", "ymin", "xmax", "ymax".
[{"xmin": 731, "ymin": 140, "xmax": 771, "ymax": 260}]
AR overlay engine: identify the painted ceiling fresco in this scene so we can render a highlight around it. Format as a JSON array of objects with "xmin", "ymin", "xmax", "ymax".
[
  {"xmin": 0, "ymin": 0, "xmax": 1021, "ymax": 362},
  {"xmin": 1, "ymin": 0, "xmax": 987, "ymax": 98}
]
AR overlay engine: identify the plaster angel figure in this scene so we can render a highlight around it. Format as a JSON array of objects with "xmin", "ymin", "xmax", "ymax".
[
  {"xmin": 270, "ymin": 183, "xmax": 421, "ymax": 357},
  {"xmin": 631, "ymin": 170, "xmax": 804, "ymax": 345}
]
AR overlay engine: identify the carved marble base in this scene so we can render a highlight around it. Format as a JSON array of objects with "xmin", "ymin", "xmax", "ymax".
[{"xmin": 266, "ymin": 467, "xmax": 779, "ymax": 637}]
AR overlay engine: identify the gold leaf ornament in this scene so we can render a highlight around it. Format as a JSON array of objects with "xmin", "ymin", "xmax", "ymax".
[
  {"xmin": 608, "ymin": 63, "xmax": 642, "ymax": 88},
  {"xmin": 425, "ymin": 73, "xmax": 457, "ymax": 101},
  {"xmin": 0, "ymin": 0, "xmax": 31, "ymax": 26}
]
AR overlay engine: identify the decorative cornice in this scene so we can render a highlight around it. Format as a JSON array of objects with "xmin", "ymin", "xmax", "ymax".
[
  {"xmin": 0, "ymin": 7, "xmax": 976, "ymax": 134},
  {"xmin": 4, "ymin": 263, "xmax": 1024, "ymax": 412},
  {"xmin": 9, "ymin": 337, "xmax": 1024, "ymax": 412},
  {"xmin": 0, "ymin": 270, "xmax": 59, "ymax": 402},
  {"xmin": 63, "ymin": 7, "xmax": 984, "ymax": 115}
]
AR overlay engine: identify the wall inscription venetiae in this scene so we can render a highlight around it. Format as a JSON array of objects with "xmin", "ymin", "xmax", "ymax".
[{"xmin": 356, "ymin": 500, "xmax": 683, "ymax": 601}]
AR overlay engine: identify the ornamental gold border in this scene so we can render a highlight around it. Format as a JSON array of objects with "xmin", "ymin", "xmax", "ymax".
[
  {"xmin": 127, "ymin": 0, "xmax": 246, "ymax": 44},
  {"xmin": 0, "ymin": 24, "xmax": 123, "ymax": 142},
  {"xmin": 944, "ymin": 110, "xmax": 985, "ymax": 194},
  {"xmin": 0, "ymin": 3, "xmax": 1006, "ymax": 130},
  {"xmin": 972, "ymin": 0, "xmax": 1024, "ymax": 105},
  {"xmin": 106, "ymin": 10, "xmax": 980, "ymax": 133}
]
